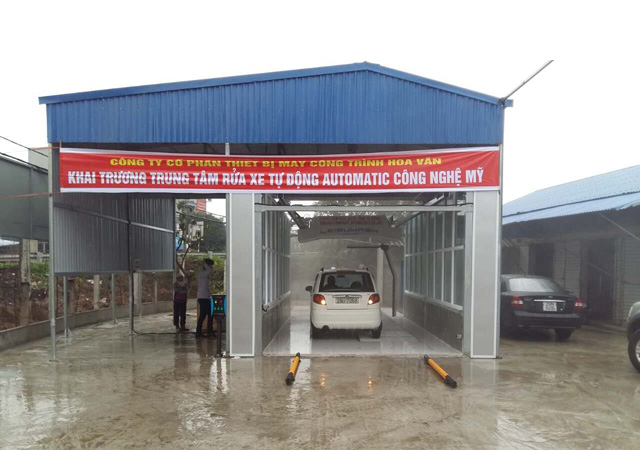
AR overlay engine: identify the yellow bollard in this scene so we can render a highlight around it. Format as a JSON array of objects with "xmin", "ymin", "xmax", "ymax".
[
  {"xmin": 424, "ymin": 355, "xmax": 457, "ymax": 388},
  {"xmin": 285, "ymin": 352, "xmax": 301, "ymax": 385}
]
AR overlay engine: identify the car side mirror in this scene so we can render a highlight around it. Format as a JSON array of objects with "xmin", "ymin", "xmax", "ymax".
[{"xmin": 305, "ymin": 285, "xmax": 313, "ymax": 292}]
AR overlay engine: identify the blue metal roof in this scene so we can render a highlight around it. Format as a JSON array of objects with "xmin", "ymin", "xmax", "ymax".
[
  {"xmin": 39, "ymin": 62, "xmax": 509, "ymax": 145},
  {"xmin": 503, "ymin": 165, "xmax": 640, "ymax": 225}
]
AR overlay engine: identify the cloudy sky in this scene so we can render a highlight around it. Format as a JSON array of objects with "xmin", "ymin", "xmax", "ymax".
[{"xmin": 1, "ymin": 0, "xmax": 638, "ymax": 209}]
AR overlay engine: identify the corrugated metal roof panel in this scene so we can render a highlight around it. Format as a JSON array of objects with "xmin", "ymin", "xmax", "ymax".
[
  {"xmin": 504, "ymin": 165, "xmax": 640, "ymax": 217},
  {"xmin": 39, "ymin": 62, "xmax": 506, "ymax": 106},
  {"xmin": 40, "ymin": 63, "xmax": 506, "ymax": 145},
  {"xmin": 503, "ymin": 191, "xmax": 640, "ymax": 225}
]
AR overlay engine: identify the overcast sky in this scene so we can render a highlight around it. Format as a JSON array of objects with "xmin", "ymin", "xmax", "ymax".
[{"xmin": 1, "ymin": 0, "xmax": 638, "ymax": 211}]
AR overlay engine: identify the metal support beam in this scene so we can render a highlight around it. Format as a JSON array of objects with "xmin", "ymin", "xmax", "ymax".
[
  {"xmin": 383, "ymin": 247, "xmax": 398, "ymax": 317},
  {"xmin": 469, "ymin": 190, "xmax": 501, "ymax": 358},
  {"xmin": 53, "ymin": 202, "xmax": 175, "ymax": 234},
  {"xmin": 63, "ymin": 276, "xmax": 69, "ymax": 337},
  {"xmin": 47, "ymin": 146, "xmax": 56, "ymax": 361},
  {"xmin": 255, "ymin": 205, "xmax": 472, "ymax": 213},
  {"xmin": 111, "ymin": 274, "xmax": 117, "ymax": 324},
  {"xmin": 227, "ymin": 192, "xmax": 256, "ymax": 356},
  {"xmin": 135, "ymin": 273, "xmax": 143, "ymax": 318},
  {"xmin": 376, "ymin": 249, "xmax": 384, "ymax": 308},
  {"xmin": 225, "ymin": 142, "xmax": 230, "ymax": 354},
  {"xmin": 127, "ymin": 194, "xmax": 134, "ymax": 334},
  {"xmin": 129, "ymin": 272, "xmax": 134, "ymax": 334},
  {"xmin": 599, "ymin": 213, "xmax": 640, "ymax": 242},
  {"xmin": 390, "ymin": 195, "xmax": 447, "ymax": 228}
]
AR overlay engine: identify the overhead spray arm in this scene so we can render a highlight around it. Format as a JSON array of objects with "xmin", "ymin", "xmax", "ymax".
[{"xmin": 347, "ymin": 244, "xmax": 397, "ymax": 317}]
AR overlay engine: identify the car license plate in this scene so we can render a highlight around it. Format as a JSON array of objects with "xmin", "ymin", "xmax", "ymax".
[
  {"xmin": 543, "ymin": 302, "xmax": 557, "ymax": 312},
  {"xmin": 335, "ymin": 297, "xmax": 359, "ymax": 304}
]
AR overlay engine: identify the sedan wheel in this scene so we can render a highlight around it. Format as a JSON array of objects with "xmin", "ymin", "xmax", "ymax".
[
  {"xmin": 555, "ymin": 329, "xmax": 573, "ymax": 342},
  {"xmin": 629, "ymin": 330, "xmax": 640, "ymax": 373}
]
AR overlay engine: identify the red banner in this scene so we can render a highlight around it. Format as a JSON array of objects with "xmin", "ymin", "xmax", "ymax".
[{"xmin": 59, "ymin": 147, "xmax": 500, "ymax": 193}]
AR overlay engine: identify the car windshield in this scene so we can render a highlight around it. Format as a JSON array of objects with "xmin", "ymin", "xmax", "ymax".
[
  {"xmin": 319, "ymin": 272, "xmax": 374, "ymax": 292},
  {"xmin": 508, "ymin": 278, "xmax": 563, "ymax": 293}
]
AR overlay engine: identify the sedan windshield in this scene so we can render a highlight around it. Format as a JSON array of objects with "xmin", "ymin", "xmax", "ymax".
[
  {"xmin": 319, "ymin": 272, "xmax": 374, "ymax": 292},
  {"xmin": 508, "ymin": 278, "xmax": 563, "ymax": 293}
]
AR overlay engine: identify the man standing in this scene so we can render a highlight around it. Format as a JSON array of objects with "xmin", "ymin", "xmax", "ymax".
[
  {"xmin": 195, "ymin": 258, "xmax": 215, "ymax": 337},
  {"xmin": 173, "ymin": 275, "xmax": 189, "ymax": 332}
]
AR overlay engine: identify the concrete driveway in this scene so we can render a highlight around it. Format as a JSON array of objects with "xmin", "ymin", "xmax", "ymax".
[{"xmin": 0, "ymin": 314, "xmax": 638, "ymax": 449}]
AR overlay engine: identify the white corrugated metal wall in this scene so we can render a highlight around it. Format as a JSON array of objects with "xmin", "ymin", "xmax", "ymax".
[
  {"xmin": 52, "ymin": 150, "xmax": 175, "ymax": 275},
  {"xmin": 564, "ymin": 241, "xmax": 582, "ymax": 295},
  {"xmin": 552, "ymin": 241, "xmax": 581, "ymax": 296},
  {"xmin": 518, "ymin": 245, "xmax": 530, "ymax": 274},
  {"xmin": 552, "ymin": 242, "xmax": 566, "ymax": 286},
  {"xmin": 614, "ymin": 238, "xmax": 640, "ymax": 325},
  {"xmin": 614, "ymin": 239, "xmax": 625, "ymax": 324}
]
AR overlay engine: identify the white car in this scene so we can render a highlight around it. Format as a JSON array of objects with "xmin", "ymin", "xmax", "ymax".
[{"xmin": 306, "ymin": 268, "xmax": 382, "ymax": 339}]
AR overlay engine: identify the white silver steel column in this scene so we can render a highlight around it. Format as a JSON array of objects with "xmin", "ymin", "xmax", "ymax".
[
  {"xmin": 47, "ymin": 146, "xmax": 56, "ymax": 360},
  {"xmin": 225, "ymin": 143, "xmax": 230, "ymax": 354},
  {"xmin": 469, "ymin": 190, "xmax": 501, "ymax": 358},
  {"xmin": 254, "ymin": 201, "xmax": 263, "ymax": 353},
  {"xmin": 127, "ymin": 194, "xmax": 134, "ymax": 334},
  {"xmin": 463, "ymin": 205, "xmax": 473, "ymax": 355},
  {"xmin": 496, "ymin": 143, "xmax": 504, "ymax": 356},
  {"xmin": 227, "ymin": 192, "xmax": 256, "ymax": 356}
]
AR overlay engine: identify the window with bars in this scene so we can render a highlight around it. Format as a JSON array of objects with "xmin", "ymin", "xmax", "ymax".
[
  {"xmin": 404, "ymin": 193, "xmax": 467, "ymax": 308},
  {"xmin": 262, "ymin": 210, "xmax": 291, "ymax": 305}
]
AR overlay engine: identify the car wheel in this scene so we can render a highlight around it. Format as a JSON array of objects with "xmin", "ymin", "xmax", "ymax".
[
  {"xmin": 555, "ymin": 329, "xmax": 573, "ymax": 342},
  {"xmin": 311, "ymin": 324, "xmax": 321, "ymax": 339},
  {"xmin": 628, "ymin": 330, "xmax": 640, "ymax": 373},
  {"xmin": 371, "ymin": 323, "xmax": 382, "ymax": 339}
]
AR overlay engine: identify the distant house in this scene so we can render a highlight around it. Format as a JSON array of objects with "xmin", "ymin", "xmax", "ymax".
[{"xmin": 502, "ymin": 165, "xmax": 640, "ymax": 326}]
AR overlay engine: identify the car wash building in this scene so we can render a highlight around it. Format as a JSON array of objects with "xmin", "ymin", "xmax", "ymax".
[{"xmin": 39, "ymin": 62, "xmax": 510, "ymax": 359}]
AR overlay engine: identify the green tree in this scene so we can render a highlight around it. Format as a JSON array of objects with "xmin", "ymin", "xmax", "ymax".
[
  {"xmin": 201, "ymin": 219, "xmax": 226, "ymax": 253},
  {"xmin": 176, "ymin": 201, "xmax": 204, "ymax": 282}
]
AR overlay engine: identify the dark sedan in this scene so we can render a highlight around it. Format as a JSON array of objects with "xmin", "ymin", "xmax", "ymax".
[{"xmin": 501, "ymin": 275, "xmax": 585, "ymax": 341}]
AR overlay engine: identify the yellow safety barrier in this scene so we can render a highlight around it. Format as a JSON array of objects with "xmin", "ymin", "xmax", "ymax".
[
  {"xmin": 424, "ymin": 354, "xmax": 457, "ymax": 388},
  {"xmin": 285, "ymin": 352, "xmax": 301, "ymax": 385}
]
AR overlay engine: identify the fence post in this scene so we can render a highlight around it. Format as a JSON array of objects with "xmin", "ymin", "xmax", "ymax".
[
  {"xmin": 18, "ymin": 239, "xmax": 32, "ymax": 326},
  {"xmin": 111, "ymin": 274, "xmax": 117, "ymax": 324},
  {"xmin": 93, "ymin": 275, "xmax": 100, "ymax": 310},
  {"xmin": 154, "ymin": 274, "xmax": 158, "ymax": 304},
  {"xmin": 63, "ymin": 276, "xmax": 69, "ymax": 337}
]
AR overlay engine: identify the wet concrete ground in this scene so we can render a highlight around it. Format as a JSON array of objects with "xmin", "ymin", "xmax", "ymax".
[
  {"xmin": 1, "ymin": 313, "xmax": 639, "ymax": 449},
  {"xmin": 264, "ymin": 306, "xmax": 459, "ymax": 357}
]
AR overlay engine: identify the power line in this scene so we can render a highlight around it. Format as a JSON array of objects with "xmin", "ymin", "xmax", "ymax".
[
  {"xmin": 0, "ymin": 149, "xmax": 48, "ymax": 172},
  {"xmin": 0, "ymin": 135, "xmax": 49, "ymax": 158}
]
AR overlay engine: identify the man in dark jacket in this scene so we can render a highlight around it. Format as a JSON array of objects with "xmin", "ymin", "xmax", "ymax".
[{"xmin": 173, "ymin": 275, "xmax": 189, "ymax": 332}]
